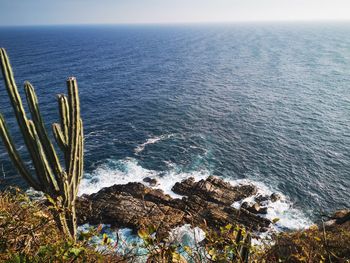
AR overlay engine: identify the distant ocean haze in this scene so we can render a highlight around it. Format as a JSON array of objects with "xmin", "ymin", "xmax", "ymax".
[{"xmin": 0, "ymin": 23, "xmax": 350, "ymax": 227}]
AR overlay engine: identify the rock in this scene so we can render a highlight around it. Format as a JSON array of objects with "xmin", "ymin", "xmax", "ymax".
[
  {"xmin": 270, "ymin": 193, "xmax": 282, "ymax": 202},
  {"xmin": 258, "ymin": 207, "xmax": 268, "ymax": 215},
  {"xmin": 76, "ymin": 183, "xmax": 185, "ymax": 238},
  {"xmin": 76, "ymin": 177, "xmax": 270, "ymax": 237},
  {"xmin": 241, "ymin": 202, "xmax": 250, "ymax": 210},
  {"xmin": 322, "ymin": 209, "xmax": 350, "ymax": 231},
  {"xmin": 143, "ymin": 177, "xmax": 158, "ymax": 186},
  {"xmin": 172, "ymin": 176, "xmax": 258, "ymax": 206},
  {"xmin": 255, "ymin": 195, "xmax": 269, "ymax": 204},
  {"xmin": 324, "ymin": 219, "xmax": 337, "ymax": 228},
  {"xmin": 143, "ymin": 177, "xmax": 152, "ymax": 183},
  {"xmin": 331, "ymin": 209, "xmax": 350, "ymax": 219},
  {"xmin": 241, "ymin": 202, "xmax": 268, "ymax": 215},
  {"xmin": 247, "ymin": 203, "xmax": 261, "ymax": 214},
  {"xmin": 331, "ymin": 209, "xmax": 350, "ymax": 224}
]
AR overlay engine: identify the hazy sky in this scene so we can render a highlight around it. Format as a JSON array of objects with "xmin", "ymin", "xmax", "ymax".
[{"xmin": 1, "ymin": 0, "xmax": 350, "ymax": 26}]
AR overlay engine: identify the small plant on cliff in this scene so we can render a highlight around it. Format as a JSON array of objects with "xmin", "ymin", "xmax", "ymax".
[
  {"xmin": 138, "ymin": 225, "xmax": 187, "ymax": 262},
  {"xmin": 0, "ymin": 48, "xmax": 83, "ymax": 241},
  {"xmin": 200, "ymin": 223, "xmax": 252, "ymax": 263}
]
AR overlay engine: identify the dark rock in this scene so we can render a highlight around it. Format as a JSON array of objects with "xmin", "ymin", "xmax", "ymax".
[
  {"xmin": 248, "ymin": 203, "xmax": 262, "ymax": 214},
  {"xmin": 172, "ymin": 176, "xmax": 257, "ymax": 206},
  {"xmin": 143, "ymin": 177, "xmax": 158, "ymax": 186},
  {"xmin": 331, "ymin": 209, "xmax": 350, "ymax": 224},
  {"xmin": 76, "ymin": 177, "xmax": 270, "ymax": 237},
  {"xmin": 323, "ymin": 209, "xmax": 350, "ymax": 231},
  {"xmin": 270, "ymin": 193, "xmax": 282, "ymax": 202},
  {"xmin": 143, "ymin": 177, "xmax": 152, "ymax": 183},
  {"xmin": 241, "ymin": 202, "xmax": 250, "ymax": 210},
  {"xmin": 76, "ymin": 183, "xmax": 184, "ymax": 238},
  {"xmin": 255, "ymin": 195, "xmax": 269, "ymax": 204},
  {"xmin": 241, "ymin": 202, "xmax": 268, "ymax": 215},
  {"xmin": 258, "ymin": 207, "xmax": 268, "ymax": 215}
]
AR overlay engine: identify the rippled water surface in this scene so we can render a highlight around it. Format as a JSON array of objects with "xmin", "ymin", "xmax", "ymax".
[{"xmin": 1, "ymin": 23, "xmax": 350, "ymax": 224}]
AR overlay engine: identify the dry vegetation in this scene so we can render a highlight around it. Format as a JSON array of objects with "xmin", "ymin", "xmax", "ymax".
[
  {"xmin": 0, "ymin": 188, "xmax": 121, "ymax": 262},
  {"xmin": 0, "ymin": 188, "xmax": 349, "ymax": 262},
  {"xmin": 255, "ymin": 223, "xmax": 350, "ymax": 262}
]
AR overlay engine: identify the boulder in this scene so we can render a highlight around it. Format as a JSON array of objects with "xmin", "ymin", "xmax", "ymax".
[
  {"xmin": 331, "ymin": 209, "xmax": 350, "ymax": 224},
  {"xmin": 143, "ymin": 177, "xmax": 158, "ymax": 187},
  {"xmin": 323, "ymin": 209, "xmax": 350, "ymax": 231},
  {"xmin": 255, "ymin": 195, "xmax": 269, "ymax": 204},
  {"xmin": 241, "ymin": 202, "xmax": 268, "ymax": 215},
  {"xmin": 270, "ymin": 193, "xmax": 282, "ymax": 203},
  {"xmin": 172, "ymin": 176, "xmax": 257, "ymax": 206}
]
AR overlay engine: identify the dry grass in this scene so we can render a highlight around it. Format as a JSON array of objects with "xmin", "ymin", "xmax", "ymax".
[
  {"xmin": 255, "ymin": 224, "xmax": 350, "ymax": 262},
  {"xmin": 0, "ymin": 187, "xmax": 122, "ymax": 262},
  {"xmin": 1, "ymin": 188, "xmax": 349, "ymax": 263}
]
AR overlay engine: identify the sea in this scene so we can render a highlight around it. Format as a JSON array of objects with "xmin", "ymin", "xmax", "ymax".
[{"xmin": 1, "ymin": 22, "xmax": 350, "ymax": 232}]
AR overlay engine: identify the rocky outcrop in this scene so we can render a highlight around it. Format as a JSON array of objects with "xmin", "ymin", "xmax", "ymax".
[
  {"xmin": 324, "ymin": 209, "xmax": 350, "ymax": 230},
  {"xmin": 172, "ymin": 176, "xmax": 258, "ymax": 205},
  {"xmin": 76, "ymin": 176, "xmax": 271, "ymax": 237}
]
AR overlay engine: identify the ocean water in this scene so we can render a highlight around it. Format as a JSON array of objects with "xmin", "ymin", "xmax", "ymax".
[{"xmin": 1, "ymin": 23, "xmax": 350, "ymax": 229}]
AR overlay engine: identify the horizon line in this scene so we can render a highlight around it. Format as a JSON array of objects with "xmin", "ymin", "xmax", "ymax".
[{"xmin": 1, "ymin": 19, "xmax": 350, "ymax": 28}]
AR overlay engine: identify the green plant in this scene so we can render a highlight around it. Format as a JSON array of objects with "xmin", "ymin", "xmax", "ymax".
[
  {"xmin": 0, "ymin": 48, "xmax": 83, "ymax": 241},
  {"xmin": 202, "ymin": 223, "xmax": 251, "ymax": 263},
  {"xmin": 138, "ymin": 225, "xmax": 187, "ymax": 263},
  {"xmin": 137, "ymin": 223, "xmax": 252, "ymax": 263}
]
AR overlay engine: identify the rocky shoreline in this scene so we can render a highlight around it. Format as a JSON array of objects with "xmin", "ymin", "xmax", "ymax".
[{"xmin": 76, "ymin": 176, "xmax": 284, "ymax": 237}]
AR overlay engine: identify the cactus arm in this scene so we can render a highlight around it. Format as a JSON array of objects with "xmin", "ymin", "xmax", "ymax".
[
  {"xmin": 52, "ymin": 123, "xmax": 68, "ymax": 151},
  {"xmin": 66, "ymin": 77, "xmax": 81, "ymax": 190},
  {"xmin": 78, "ymin": 118, "xmax": 84, "ymax": 186},
  {"xmin": 57, "ymin": 94, "xmax": 70, "ymax": 144},
  {"xmin": 75, "ymin": 118, "xmax": 84, "ymax": 197},
  {"xmin": 0, "ymin": 114, "xmax": 41, "ymax": 190},
  {"xmin": 57, "ymin": 94, "xmax": 70, "ymax": 170},
  {"xmin": 24, "ymin": 82, "xmax": 64, "ymax": 181},
  {"xmin": 27, "ymin": 120, "xmax": 60, "ymax": 193}
]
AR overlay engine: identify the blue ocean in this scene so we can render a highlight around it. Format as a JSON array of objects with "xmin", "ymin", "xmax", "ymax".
[{"xmin": 0, "ymin": 23, "xmax": 350, "ymax": 229}]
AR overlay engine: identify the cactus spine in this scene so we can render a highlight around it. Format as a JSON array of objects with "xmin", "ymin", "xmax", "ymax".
[{"xmin": 0, "ymin": 48, "xmax": 83, "ymax": 241}]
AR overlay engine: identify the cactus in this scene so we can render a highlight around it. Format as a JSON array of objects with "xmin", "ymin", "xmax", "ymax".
[{"xmin": 0, "ymin": 48, "xmax": 83, "ymax": 241}]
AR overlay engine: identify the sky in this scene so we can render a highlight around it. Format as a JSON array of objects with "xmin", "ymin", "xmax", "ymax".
[{"xmin": 0, "ymin": 0, "xmax": 350, "ymax": 26}]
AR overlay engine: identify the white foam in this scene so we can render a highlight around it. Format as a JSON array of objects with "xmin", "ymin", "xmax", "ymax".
[
  {"xmin": 230, "ymin": 179, "xmax": 312, "ymax": 231},
  {"xmin": 168, "ymin": 224, "xmax": 206, "ymax": 245},
  {"xmin": 134, "ymin": 134, "xmax": 174, "ymax": 154},
  {"xmin": 79, "ymin": 157, "xmax": 208, "ymax": 197},
  {"xmin": 79, "ymin": 158, "xmax": 312, "ymax": 232},
  {"xmin": 78, "ymin": 224, "xmax": 205, "ymax": 262}
]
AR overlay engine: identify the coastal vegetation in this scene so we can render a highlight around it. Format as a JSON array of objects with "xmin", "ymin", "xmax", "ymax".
[{"xmin": 1, "ymin": 188, "xmax": 349, "ymax": 262}]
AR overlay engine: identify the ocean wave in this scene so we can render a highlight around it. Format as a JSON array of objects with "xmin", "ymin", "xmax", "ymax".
[
  {"xmin": 79, "ymin": 157, "xmax": 208, "ymax": 198},
  {"xmin": 134, "ymin": 134, "xmax": 174, "ymax": 154}
]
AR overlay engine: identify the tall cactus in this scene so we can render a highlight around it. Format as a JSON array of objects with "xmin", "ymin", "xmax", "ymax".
[{"xmin": 0, "ymin": 48, "xmax": 84, "ymax": 241}]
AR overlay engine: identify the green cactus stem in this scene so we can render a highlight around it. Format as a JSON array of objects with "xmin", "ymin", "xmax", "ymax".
[{"xmin": 0, "ymin": 48, "xmax": 84, "ymax": 241}]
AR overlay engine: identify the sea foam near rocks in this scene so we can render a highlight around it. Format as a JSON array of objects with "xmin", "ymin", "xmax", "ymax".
[{"xmin": 79, "ymin": 158, "xmax": 312, "ymax": 232}]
